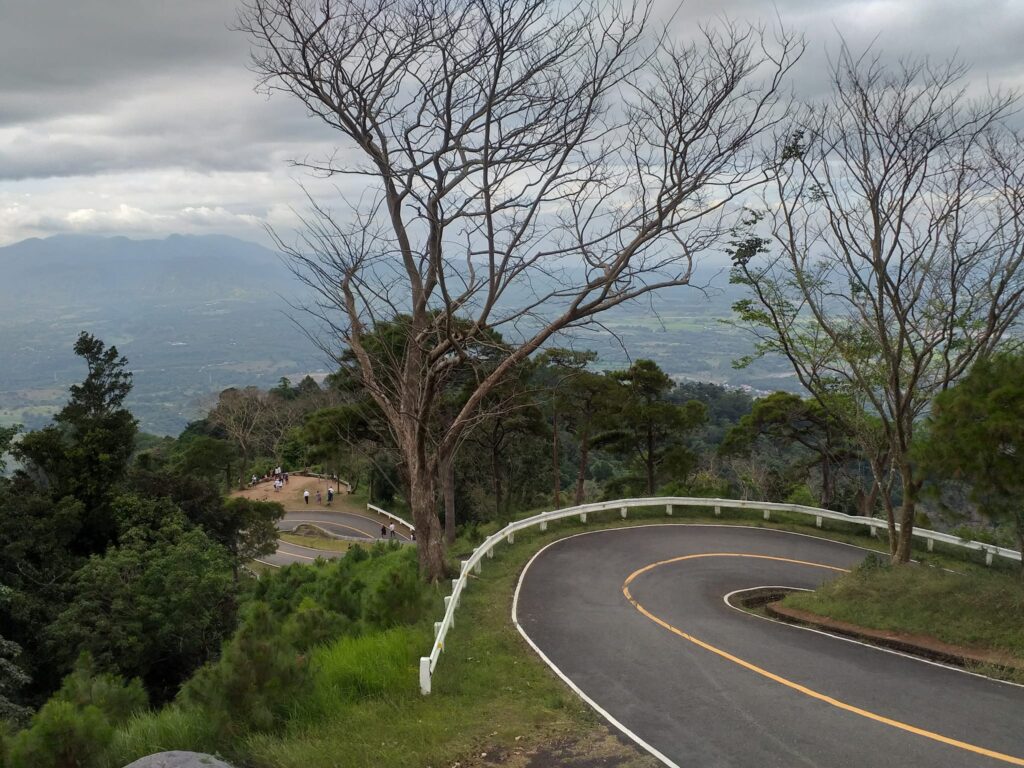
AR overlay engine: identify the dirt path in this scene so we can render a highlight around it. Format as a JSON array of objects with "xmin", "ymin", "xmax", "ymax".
[{"xmin": 232, "ymin": 475, "xmax": 364, "ymax": 515}]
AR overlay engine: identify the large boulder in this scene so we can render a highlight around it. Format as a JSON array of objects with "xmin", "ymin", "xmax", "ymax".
[{"xmin": 122, "ymin": 752, "xmax": 234, "ymax": 768}]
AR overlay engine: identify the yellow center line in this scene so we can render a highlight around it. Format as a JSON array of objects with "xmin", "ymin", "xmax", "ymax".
[{"xmin": 622, "ymin": 553, "xmax": 1024, "ymax": 766}]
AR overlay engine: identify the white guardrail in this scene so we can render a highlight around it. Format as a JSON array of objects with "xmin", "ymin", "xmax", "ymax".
[
  {"xmin": 418, "ymin": 495, "xmax": 1021, "ymax": 694},
  {"xmin": 367, "ymin": 503, "xmax": 415, "ymax": 532}
]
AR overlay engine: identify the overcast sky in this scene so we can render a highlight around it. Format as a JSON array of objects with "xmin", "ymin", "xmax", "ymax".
[{"xmin": 1, "ymin": 0, "xmax": 1022, "ymax": 247}]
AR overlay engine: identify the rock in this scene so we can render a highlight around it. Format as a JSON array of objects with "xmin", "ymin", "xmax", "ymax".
[{"xmin": 122, "ymin": 752, "xmax": 234, "ymax": 768}]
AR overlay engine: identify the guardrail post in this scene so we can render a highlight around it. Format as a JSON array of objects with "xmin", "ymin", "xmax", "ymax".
[
  {"xmin": 539, "ymin": 521, "xmax": 548, "ymax": 532},
  {"xmin": 434, "ymin": 621, "xmax": 442, "ymax": 635},
  {"xmin": 451, "ymin": 579, "xmax": 460, "ymax": 606},
  {"xmin": 666, "ymin": 504, "xmax": 673, "ymax": 516},
  {"xmin": 420, "ymin": 657, "xmax": 432, "ymax": 695},
  {"xmin": 815, "ymin": 515, "xmax": 822, "ymax": 528},
  {"xmin": 506, "ymin": 532, "xmax": 514, "ymax": 544},
  {"xmin": 580, "ymin": 512, "xmax": 587, "ymax": 523},
  {"xmin": 473, "ymin": 560, "xmax": 482, "ymax": 574},
  {"xmin": 869, "ymin": 525, "xmax": 878, "ymax": 538},
  {"xmin": 714, "ymin": 505, "xmax": 721, "ymax": 516},
  {"xmin": 986, "ymin": 549, "xmax": 994, "ymax": 566},
  {"xmin": 620, "ymin": 506, "xmax": 628, "ymax": 519},
  {"xmin": 763, "ymin": 509, "xmax": 771, "ymax": 521},
  {"xmin": 443, "ymin": 595, "xmax": 453, "ymax": 626},
  {"xmin": 486, "ymin": 547, "xmax": 495, "ymax": 558},
  {"xmin": 927, "ymin": 538, "xmax": 934, "ymax": 552}
]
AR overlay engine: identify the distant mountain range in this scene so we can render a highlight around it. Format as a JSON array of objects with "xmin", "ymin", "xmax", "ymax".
[
  {"xmin": 0, "ymin": 233, "xmax": 797, "ymax": 435},
  {"xmin": 0, "ymin": 233, "xmax": 294, "ymax": 311}
]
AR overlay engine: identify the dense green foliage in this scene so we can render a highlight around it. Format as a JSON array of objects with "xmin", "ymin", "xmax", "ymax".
[
  {"xmin": 916, "ymin": 352, "xmax": 1024, "ymax": 557},
  {"xmin": 0, "ymin": 334, "xmax": 282, "ymax": 716}
]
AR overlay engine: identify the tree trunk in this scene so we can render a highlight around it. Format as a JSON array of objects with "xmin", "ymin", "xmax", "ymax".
[
  {"xmin": 409, "ymin": 454, "xmax": 446, "ymax": 582},
  {"xmin": 893, "ymin": 464, "xmax": 919, "ymax": 564},
  {"xmin": 1015, "ymin": 513, "xmax": 1024, "ymax": 579},
  {"xmin": 819, "ymin": 457, "xmax": 833, "ymax": 508},
  {"xmin": 442, "ymin": 453, "xmax": 456, "ymax": 545},
  {"xmin": 646, "ymin": 423, "xmax": 656, "ymax": 495},
  {"xmin": 491, "ymin": 434, "xmax": 503, "ymax": 519},
  {"xmin": 552, "ymin": 411, "xmax": 561, "ymax": 508},
  {"xmin": 575, "ymin": 427, "xmax": 590, "ymax": 506}
]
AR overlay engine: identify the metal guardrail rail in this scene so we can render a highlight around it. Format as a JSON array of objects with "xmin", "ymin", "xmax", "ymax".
[
  {"xmin": 367, "ymin": 503, "xmax": 415, "ymax": 532},
  {"xmin": 418, "ymin": 495, "xmax": 1021, "ymax": 694}
]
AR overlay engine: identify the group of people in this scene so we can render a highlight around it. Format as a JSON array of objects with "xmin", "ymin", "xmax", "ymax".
[
  {"xmin": 250, "ymin": 467, "xmax": 290, "ymax": 489},
  {"xmin": 302, "ymin": 487, "xmax": 334, "ymax": 504}
]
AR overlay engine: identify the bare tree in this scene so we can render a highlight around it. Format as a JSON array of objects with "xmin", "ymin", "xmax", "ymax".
[
  {"xmin": 208, "ymin": 387, "xmax": 271, "ymax": 474},
  {"xmin": 241, "ymin": 0, "xmax": 801, "ymax": 580},
  {"xmin": 732, "ymin": 46, "xmax": 1024, "ymax": 562}
]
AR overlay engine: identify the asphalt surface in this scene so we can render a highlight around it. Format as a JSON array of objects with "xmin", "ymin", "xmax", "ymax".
[
  {"xmin": 257, "ymin": 509, "xmax": 412, "ymax": 567},
  {"xmin": 514, "ymin": 524, "xmax": 1024, "ymax": 768}
]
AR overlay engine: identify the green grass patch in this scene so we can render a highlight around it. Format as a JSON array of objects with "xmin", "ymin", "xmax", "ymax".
[
  {"xmin": 783, "ymin": 557, "xmax": 1024, "ymax": 661},
  {"xmin": 279, "ymin": 532, "xmax": 352, "ymax": 553}
]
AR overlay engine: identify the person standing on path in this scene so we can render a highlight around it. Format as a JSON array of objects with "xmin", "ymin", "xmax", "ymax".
[
  {"xmin": 303, "ymin": 490, "xmax": 310, "ymax": 505},
  {"xmin": 316, "ymin": 489, "xmax": 322, "ymax": 504},
  {"xmin": 381, "ymin": 524, "xmax": 387, "ymax": 538},
  {"xmin": 327, "ymin": 487, "xmax": 334, "ymax": 504},
  {"xmin": 389, "ymin": 522, "xmax": 396, "ymax": 539}
]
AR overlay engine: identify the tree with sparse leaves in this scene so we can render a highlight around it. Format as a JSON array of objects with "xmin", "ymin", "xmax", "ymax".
[
  {"xmin": 731, "ymin": 48, "xmax": 1024, "ymax": 563},
  {"xmin": 241, "ymin": 0, "xmax": 801, "ymax": 579}
]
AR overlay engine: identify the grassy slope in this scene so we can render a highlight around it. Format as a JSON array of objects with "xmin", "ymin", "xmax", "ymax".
[
  {"xmin": 783, "ymin": 561, "xmax": 1024, "ymax": 661},
  {"xmin": 105, "ymin": 506, "xmax": 1017, "ymax": 767}
]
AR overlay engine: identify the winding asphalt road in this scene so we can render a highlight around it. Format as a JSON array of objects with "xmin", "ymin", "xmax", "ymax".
[
  {"xmin": 257, "ymin": 509, "xmax": 412, "ymax": 567},
  {"xmin": 514, "ymin": 524, "xmax": 1024, "ymax": 767}
]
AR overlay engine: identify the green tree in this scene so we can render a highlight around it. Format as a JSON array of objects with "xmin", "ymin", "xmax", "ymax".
[
  {"xmin": 915, "ymin": 353, "xmax": 1024, "ymax": 569},
  {"xmin": 173, "ymin": 435, "xmax": 238, "ymax": 488},
  {"xmin": 0, "ymin": 424, "xmax": 19, "ymax": 474},
  {"xmin": 4, "ymin": 655, "xmax": 147, "ymax": 768},
  {"xmin": 14, "ymin": 332, "xmax": 137, "ymax": 554},
  {"xmin": 47, "ymin": 500, "xmax": 237, "ymax": 701},
  {"xmin": 720, "ymin": 392, "xmax": 852, "ymax": 508},
  {"xmin": 601, "ymin": 360, "xmax": 708, "ymax": 495},
  {"xmin": 0, "ymin": 484, "xmax": 85, "ymax": 697},
  {"xmin": 0, "ymin": 635, "xmax": 30, "ymax": 725}
]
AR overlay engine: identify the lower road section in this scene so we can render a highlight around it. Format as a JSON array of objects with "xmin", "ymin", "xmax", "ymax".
[
  {"xmin": 514, "ymin": 525, "xmax": 1024, "ymax": 767},
  {"xmin": 258, "ymin": 510, "xmax": 411, "ymax": 567}
]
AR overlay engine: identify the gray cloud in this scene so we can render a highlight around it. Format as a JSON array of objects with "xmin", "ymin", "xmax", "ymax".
[{"xmin": 1, "ymin": 0, "xmax": 1023, "ymax": 245}]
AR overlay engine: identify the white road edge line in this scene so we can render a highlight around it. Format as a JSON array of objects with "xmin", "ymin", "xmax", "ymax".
[
  {"xmin": 722, "ymin": 586, "xmax": 1024, "ymax": 690},
  {"xmin": 510, "ymin": 522, "xmax": 1024, "ymax": 768},
  {"xmin": 512, "ymin": 530, "xmax": 682, "ymax": 768}
]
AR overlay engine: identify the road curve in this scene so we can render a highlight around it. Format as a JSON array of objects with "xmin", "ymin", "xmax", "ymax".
[
  {"xmin": 258, "ymin": 509, "xmax": 411, "ymax": 567},
  {"xmin": 514, "ymin": 524, "xmax": 1024, "ymax": 768}
]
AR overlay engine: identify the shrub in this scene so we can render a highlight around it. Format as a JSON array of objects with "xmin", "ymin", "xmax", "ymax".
[
  {"xmin": 6, "ymin": 700, "xmax": 112, "ymax": 768},
  {"xmin": 180, "ymin": 603, "xmax": 307, "ymax": 737},
  {"xmin": 363, "ymin": 554, "xmax": 432, "ymax": 630},
  {"xmin": 4, "ymin": 654, "xmax": 147, "ymax": 768}
]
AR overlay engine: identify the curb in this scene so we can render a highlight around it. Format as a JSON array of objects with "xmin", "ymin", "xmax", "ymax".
[{"xmin": 765, "ymin": 601, "xmax": 1024, "ymax": 675}]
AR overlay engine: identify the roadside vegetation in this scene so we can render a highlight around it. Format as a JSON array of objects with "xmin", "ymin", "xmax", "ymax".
[{"xmin": 782, "ymin": 556, "xmax": 1024, "ymax": 668}]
